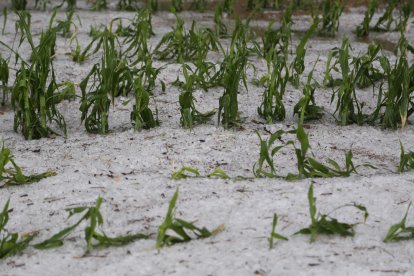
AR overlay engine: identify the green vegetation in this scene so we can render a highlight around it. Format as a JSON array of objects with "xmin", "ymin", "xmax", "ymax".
[
  {"xmin": 0, "ymin": 145, "xmax": 55, "ymax": 186},
  {"xmin": 296, "ymin": 183, "xmax": 368, "ymax": 242},
  {"xmin": 156, "ymin": 189, "xmax": 215, "ymax": 248},
  {"xmin": 398, "ymin": 143, "xmax": 414, "ymax": 173},
  {"xmin": 268, "ymin": 213, "xmax": 288, "ymax": 249},
  {"xmin": 316, "ymin": 0, "xmax": 342, "ymax": 37},
  {"xmin": 356, "ymin": 0, "xmax": 378, "ymax": 37},
  {"xmin": 34, "ymin": 197, "xmax": 147, "ymax": 253},
  {"xmin": 0, "ymin": 54, "xmax": 8, "ymax": 106},
  {"xmin": 12, "ymin": 0, "xmax": 27, "ymax": 10},
  {"xmin": 0, "ymin": 199, "xmax": 34, "ymax": 259},
  {"xmin": 384, "ymin": 202, "xmax": 414, "ymax": 242}
]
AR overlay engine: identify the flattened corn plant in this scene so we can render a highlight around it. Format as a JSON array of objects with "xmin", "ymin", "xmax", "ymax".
[
  {"xmin": 218, "ymin": 19, "xmax": 249, "ymax": 129},
  {"xmin": 383, "ymin": 202, "xmax": 414, "ymax": 242},
  {"xmin": 179, "ymin": 64, "xmax": 215, "ymax": 129},
  {"xmin": 154, "ymin": 14, "xmax": 219, "ymax": 62},
  {"xmin": 156, "ymin": 189, "xmax": 217, "ymax": 248},
  {"xmin": 315, "ymin": 0, "xmax": 342, "ymax": 37},
  {"xmin": 0, "ymin": 144, "xmax": 56, "ymax": 187},
  {"xmin": 254, "ymin": 124, "xmax": 366, "ymax": 179},
  {"xmin": 34, "ymin": 196, "xmax": 147, "ymax": 253},
  {"xmin": 257, "ymin": 51, "xmax": 288, "ymax": 124},
  {"xmin": 11, "ymin": 11, "xmax": 73, "ymax": 139},
  {"xmin": 0, "ymin": 199, "xmax": 34, "ymax": 259},
  {"xmin": 398, "ymin": 142, "xmax": 414, "ymax": 173},
  {"xmin": 296, "ymin": 183, "xmax": 368, "ymax": 242}
]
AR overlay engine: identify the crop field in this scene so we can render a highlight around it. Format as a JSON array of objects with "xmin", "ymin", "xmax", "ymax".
[{"xmin": 1, "ymin": 0, "xmax": 414, "ymax": 275}]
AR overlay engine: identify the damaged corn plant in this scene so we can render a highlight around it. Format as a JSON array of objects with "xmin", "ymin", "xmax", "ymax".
[
  {"xmin": 315, "ymin": 0, "xmax": 342, "ymax": 37},
  {"xmin": 11, "ymin": 11, "xmax": 74, "ymax": 140}
]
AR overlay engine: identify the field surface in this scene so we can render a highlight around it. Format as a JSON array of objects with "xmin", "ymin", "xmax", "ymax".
[{"xmin": 1, "ymin": 1, "xmax": 414, "ymax": 275}]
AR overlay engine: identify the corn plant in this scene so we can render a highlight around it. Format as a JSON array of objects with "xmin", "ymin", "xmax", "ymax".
[
  {"xmin": 0, "ymin": 144, "xmax": 56, "ymax": 187},
  {"xmin": 378, "ymin": 50, "xmax": 413, "ymax": 129},
  {"xmin": 91, "ymin": 0, "xmax": 107, "ymax": 10},
  {"xmin": 257, "ymin": 52, "xmax": 288, "ymax": 124},
  {"xmin": 398, "ymin": 142, "xmax": 414, "ymax": 173},
  {"xmin": 295, "ymin": 183, "xmax": 368, "ymax": 242},
  {"xmin": 179, "ymin": 65, "xmax": 215, "ymax": 129},
  {"xmin": 0, "ymin": 199, "xmax": 34, "ymax": 259},
  {"xmin": 223, "ymin": 0, "xmax": 234, "ymax": 15},
  {"xmin": 214, "ymin": 4, "xmax": 227, "ymax": 38},
  {"xmin": 147, "ymin": 0, "xmax": 158, "ymax": 12},
  {"xmin": 12, "ymin": 0, "xmax": 27, "ymax": 10},
  {"xmin": 118, "ymin": 0, "xmax": 139, "ymax": 11},
  {"xmin": 2, "ymin": 7, "xmax": 7, "ymax": 35},
  {"xmin": 172, "ymin": 166, "xmax": 230, "ymax": 180},
  {"xmin": 356, "ymin": 0, "xmax": 378, "ymax": 37},
  {"xmin": 384, "ymin": 202, "xmax": 414, "ymax": 242},
  {"xmin": 190, "ymin": 0, "xmax": 207, "ymax": 12},
  {"xmin": 268, "ymin": 213, "xmax": 288, "ymax": 249},
  {"xmin": 12, "ymin": 12, "xmax": 71, "ymax": 139},
  {"xmin": 70, "ymin": 39, "xmax": 92, "ymax": 63},
  {"xmin": 253, "ymin": 4, "xmax": 293, "ymax": 59},
  {"xmin": 315, "ymin": 0, "xmax": 342, "ymax": 37},
  {"xmin": 156, "ymin": 189, "xmax": 214, "ymax": 248},
  {"xmin": 0, "ymin": 55, "xmax": 8, "ymax": 106},
  {"xmin": 80, "ymin": 27, "xmax": 133, "ymax": 134},
  {"xmin": 154, "ymin": 15, "xmax": 219, "ymax": 62},
  {"xmin": 171, "ymin": 0, "xmax": 182, "ymax": 12},
  {"xmin": 293, "ymin": 63, "xmax": 323, "ymax": 123},
  {"xmin": 290, "ymin": 18, "xmax": 319, "ymax": 88},
  {"xmin": 130, "ymin": 78, "xmax": 159, "ymax": 131},
  {"xmin": 372, "ymin": 0, "xmax": 399, "ymax": 32},
  {"xmin": 56, "ymin": 0, "xmax": 77, "ymax": 10},
  {"xmin": 352, "ymin": 43, "xmax": 384, "ymax": 89},
  {"xmin": 34, "ymin": 197, "xmax": 147, "ymax": 253},
  {"xmin": 218, "ymin": 19, "xmax": 248, "ymax": 129},
  {"xmin": 54, "ymin": 9, "xmax": 78, "ymax": 38}
]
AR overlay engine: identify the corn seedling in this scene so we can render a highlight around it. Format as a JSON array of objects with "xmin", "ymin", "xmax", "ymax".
[
  {"xmin": 156, "ymin": 189, "xmax": 214, "ymax": 248},
  {"xmin": 91, "ymin": 0, "xmax": 107, "ymax": 10},
  {"xmin": 154, "ymin": 15, "xmax": 219, "ymax": 62},
  {"xmin": 0, "ymin": 199, "xmax": 34, "ymax": 259},
  {"xmin": 352, "ymin": 43, "xmax": 384, "ymax": 89},
  {"xmin": 123, "ymin": 9, "xmax": 154, "ymax": 59},
  {"xmin": 315, "ymin": 0, "xmax": 342, "ymax": 37},
  {"xmin": 372, "ymin": 0, "xmax": 399, "ymax": 32},
  {"xmin": 378, "ymin": 49, "xmax": 413, "ymax": 129},
  {"xmin": 268, "ymin": 213, "xmax": 288, "ymax": 249},
  {"xmin": 0, "ymin": 145, "xmax": 56, "ymax": 187},
  {"xmin": 34, "ymin": 197, "xmax": 147, "ymax": 253},
  {"xmin": 384, "ymin": 202, "xmax": 414, "ymax": 242},
  {"xmin": 296, "ymin": 183, "xmax": 368, "ymax": 242},
  {"xmin": 356, "ymin": 0, "xmax": 378, "ymax": 37},
  {"xmin": 253, "ymin": 4, "xmax": 293, "ymax": 59},
  {"xmin": 12, "ymin": 0, "xmax": 27, "ymax": 10},
  {"xmin": 171, "ymin": 166, "xmax": 201, "ymax": 180},
  {"xmin": 11, "ymin": 11, "xmax": 72, "ymax": 139},
  {"xmin": 214, "ymin": 4, "xmax": 227, "ymax": 38},
  {"xmin": 398, "ymin": 142, "xmax": 414, "ymax": 173},
  {"xmin": 257, "ymin": 52, "xmax": 288, "ymax": 123},
  {"xmin": 70, "ymin": 39, "xmax": 92, "ymax": 63},
  {"xmin": 80, "ymin": 26, "xmax": 135, "ymax": 134},
  {"xmin": 130, "ymin": 78, "xmax": 159, "ymax": 131},
  {"xmin": 218, "ymin": 19, "xmax": 249, "ymax": 129},
  {"xmin": 54, "ymin": 9, "xmax": 78, "ymax": 38},
  {"xmin": 179, "ymin": 65, "xmax": 215, "ymax": 128},
  {"xmin": 290, "ymin": 18, "xmax": 319, "ymax": 88},
  {"xmin": 0, "ymin": 54, "xmax": 9, "ymax": 106},
  {"xmin": 293, "ymin": 63, "xmax": 323, "ymax": 123}
]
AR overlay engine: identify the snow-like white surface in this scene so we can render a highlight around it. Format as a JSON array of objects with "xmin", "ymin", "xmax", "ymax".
[{"xmin": 1, "ymin": 2, "xmax": 414, "ymax": 275}]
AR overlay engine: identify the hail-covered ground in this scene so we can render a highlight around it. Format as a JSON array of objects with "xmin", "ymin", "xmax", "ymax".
[{"xmin": 1, "ymin": 1, "xmax": 414, "ymax": 275}]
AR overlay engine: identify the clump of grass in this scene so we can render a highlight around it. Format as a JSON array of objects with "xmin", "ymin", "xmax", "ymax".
[
  {"xmin": 398, "ymin": 142, "xmax": 414, "ymax": 173},
  {"xmin": 156, "ymin": 189, "xmax": 217, "ymax": 248},
  {"xmin": 268, "ymin": 213, "xmax": 288, "ymax": 249},
  {"xmin": 356, "ymin": 0, "xmax": 378, "ymax": 37},
  {"xmin": 383, "ymin": 202, "xmax": 414, "ymax": 242},
  {"xmin": 257, "ymin": 52, "xmax": 288, "ymax": 123},
  {"xmin": 218, "ymin": 19, "xmax": 248, "ymax": 129},
  {"xmin": 0, "ymin": 199, "xmax": 34, "ymax": 259},
  {"xmin": 315, "ymin": 0, "xmax": 342, "ymax": 37},
  {"xmin": 154, "ymin": 14, "xmax": 219, "ymax": 62},
  {"xmin": 179, "ymin": 65, "xmax": 215, "ymax": 129},
  {"xmin": 296, "ymin": 183, "xmax": 368, "ymax": 242},
  {"xmin": 12, "ymin": 11, "xmax": 72, "ymax": 139},
  {"xmin": 34, "ymin": 196, "xmax": 147, "ymax": 253},
  {"xmin": 0, "ymin": 54, "xmax": 9, "ymax": 106}
]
